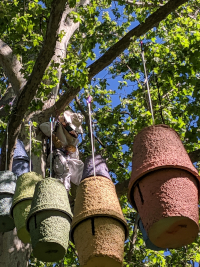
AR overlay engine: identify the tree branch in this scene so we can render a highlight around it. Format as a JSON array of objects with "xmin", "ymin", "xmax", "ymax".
[
  {"xmin": 87, "ymin": 0, "xmax": 189, "ymax": 81},
  {"xmin": 0, "ymin": 0, "xmax": 68, "ymax": 171},
  {"xmin": 114, "ymin": 0, "xmax": 164, "ymax": 7},
  {"xmin": 42, "ymin": 0, "xmax": 90, "ymax": 110},
  {"xmin": 0, "ymin": 39, "xmax": 26, "ymax": 95},
  {"xmin": 127, "ymin": 213, "xmax": 139, "ymax": 262}
]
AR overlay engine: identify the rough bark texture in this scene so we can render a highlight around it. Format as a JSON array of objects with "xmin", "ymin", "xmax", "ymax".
[
  {"xmin": 0, "ymin": 40, "xmax": 26, "ymax": 95},
  {"xmin": 0, "ymin": 229, "xmax": 31, "ymax": 267}
]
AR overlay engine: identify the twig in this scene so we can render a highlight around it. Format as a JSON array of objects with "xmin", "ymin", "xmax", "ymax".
[{"xmin": 127, "ymin": 213, "xmax": 139, "ymax": 262}]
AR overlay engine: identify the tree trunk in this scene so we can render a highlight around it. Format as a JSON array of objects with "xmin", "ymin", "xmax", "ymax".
[{"xmin": 0, "ymin": 229, "xmax": 31, "ymax": 267}]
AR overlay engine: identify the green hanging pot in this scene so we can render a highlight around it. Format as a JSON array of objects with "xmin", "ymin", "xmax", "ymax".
[
  {"xmin": 26, "ymin": 177, "xmax": 73, "ymax": 262},
  {"xmin": 0, "ymin": 171, "xmax": 17, "ymax": 232},
  {"xmin": 11, "ymin": 172, "xmax": 42, "ymax": 243}
]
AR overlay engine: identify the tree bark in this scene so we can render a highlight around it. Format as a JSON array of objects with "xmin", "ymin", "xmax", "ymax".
[{"xmin": 0, "ymin": 229, "xmax": 31, "ymax": 267}]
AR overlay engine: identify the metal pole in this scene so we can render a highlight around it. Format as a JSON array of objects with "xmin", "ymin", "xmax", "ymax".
[
  {"xmin": 87, "ymin": 96, "xmax": 96, "ymax": 177},
  {"xmin": 29, "ymin": 120, "xmax": 32, "ymax": 172},
  {"xmin": 50, "ymin": 116, "xmax": 53, "ymax": 177},
  {"xmin": 5, "ymin": 124, "xmax": 8, "ymax": 171}
]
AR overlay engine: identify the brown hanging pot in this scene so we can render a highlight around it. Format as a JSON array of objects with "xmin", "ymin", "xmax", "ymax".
[
  {"xmin": 128, "ymin": 124, "xmax": 200, "ymax": 249},
  {"xmin": 71, "ymin": 155, "xmax": 128, "ymax": 267}
]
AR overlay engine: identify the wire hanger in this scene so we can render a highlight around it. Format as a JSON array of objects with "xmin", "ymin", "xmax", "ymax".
[
  {"xmin": 5, "ymin": 124, "xmax": 8, "ymax": 171},
  {"xmin": 87, "ymin": 96, "xmax": 96, "ymax": 177},
  {"xmin": 140, "ymin": 41, "xmax": 155, "ymax": 125}
]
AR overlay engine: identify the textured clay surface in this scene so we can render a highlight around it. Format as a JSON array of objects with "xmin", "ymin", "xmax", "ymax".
[
  {"xmin": 13, "ymin": 199, "xmax": 32, "ymax": 243},
  {"xmin": 0, "ymin": 194, "xmax": 15, "ymax": 232},
  {"xmin": 27, "ymin": 177, "xmax": 72, "ymax": 222},
  {"xmin": 0, "ymin": 171, "xmax": 16, "ymax": 232},
  {"xmin": 71, "ymin": 176, "xmax": 128, "ymax": 239},
  {"xmin": 128, "ymin": 125, "xmax": 200, "ymax": 208},
  {"xmin": 0, "ymin": 171, "xmax": 17, "ymax": 194},
  {"xmin": 134, "ymin": 168, "xmax": 199, "ymax": 248},
  {"xmin": 29, "ymin": 210, "xmax": 71, "ymax": 262},
  {"xmin": 82, "ymin": 155, "xmax": 111, "ymax": 181},
  {"xmin": 74, "ymin": 217, "xmax": 125, "ymax": 267},
  {"xmin": 12, "ymin": 172, "xmax": 42, "ymax": 207}
]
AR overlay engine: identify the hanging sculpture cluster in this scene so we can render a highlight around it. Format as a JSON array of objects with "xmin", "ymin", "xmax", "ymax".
[{"xmin": 1, "ymin": 96, "xmax": 200, "ymax": 266}]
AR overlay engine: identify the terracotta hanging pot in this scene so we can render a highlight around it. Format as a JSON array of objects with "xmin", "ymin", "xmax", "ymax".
[
  {"xmin": 0, "ymin": 171, "xmax": 17, "ymax": 232},
  {"xmin": 26, "ymin": 178, "xmax": 72, "ymax": 262},
  {"xmin": 11, "ymin": 172, "xmax": 42, "ymax": 243},
  {"xmin": 71, "ymin": 155, "xmax": 128, "ymax": 267},
  {"xmin": 128, "ymin": 125, "xmax": 200, "ymax": 249}
]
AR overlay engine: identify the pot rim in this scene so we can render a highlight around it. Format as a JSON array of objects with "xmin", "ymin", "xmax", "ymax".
[
  {"xmin": 26, "ymin": 208, "xmax": 73, "ymax": 232},
  {"xmin": 0, "ymin": 192, "xmax": 14, "ymax": 196},
  {"xmin": 71, "ymin": 213, "xmax": 129, "ymax": 243},
  {"xmin": 10, "ymin": 197, "xmax": 33, "ymax": 218},
  {"xmin": 128, "ymin": 167, "xmax": 199, "ymax": 210}
]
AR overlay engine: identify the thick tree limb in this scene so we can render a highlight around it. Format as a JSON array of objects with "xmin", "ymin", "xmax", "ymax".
[
  {"xmin": 37, "ymin": 85, "xmax": 81, "ymax": 123},
  {"xmin": 43, "ymin": 7, "xmax": 80, "ymax": 110},
  {"xmin": 0, "ymin": 40, "xmax": 26, "ymax": 95},
  {"xmin": 87, "ymin": 0, "xmax": 189, "ymax": 81},
  {"xmin": 0, "ymin": 0, "xmax": 67, "ymax": 171}
]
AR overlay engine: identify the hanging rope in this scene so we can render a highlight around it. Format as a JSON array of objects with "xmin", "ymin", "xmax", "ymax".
[
  {"xmin": 49, "ymin": 115, "xmax": 53, "ymax": 178},
  {"xmin": 29, "ymin": 120, "xmax": 32, "ymax": 172},
  {"xmin": 5, "ymin": 124, "xmax": 8, "ymax": 171},
  {"xmin": 87, "ymin": 96, "xmax": 96, "ymax": 177},
  {"xmin": 140, "ymin": 41, "xmax": 155, "ymax": 125}
]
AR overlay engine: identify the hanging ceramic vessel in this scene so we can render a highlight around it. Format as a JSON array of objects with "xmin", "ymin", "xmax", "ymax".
[
  {"xmin": 138, "ymin": 215, "xmax": 163, "ymax": 251},
  {"xmin": 71, "ymin": 155, "xmax": 128, "ymax": 267},
  {"xmin": 26, "ymin": 178, "xmax": 72, "ymax": 262},
  {"xmin": 128, "ymin": 124, "xmax": 200, "ymax": 249},
  {"xmin": 11, "ymin": 172, "xmax": 42, "ymax": 243},
  {"xmin": 0, "ymin": 171, "xmax": 17, "ymax": 232}
]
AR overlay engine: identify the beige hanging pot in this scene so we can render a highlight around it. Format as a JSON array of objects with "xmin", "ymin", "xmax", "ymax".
[
  {"xmin": 11, "ymin": 172, "xmax": 42, "ymax": 243},
  {"xmin": 128, "ymin": 124, "xmax": 200, "ymax": 249},
  {"xmin": 0, "ymin": 171, "xmax": 17, "ymax": 232},
  {"xmin": 26, "ymin": 177, "xmax": 73, "ymax": 262},
  {"xmin": 71, "ymin": 155, "xmax": 128, "ymax": 267}
]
